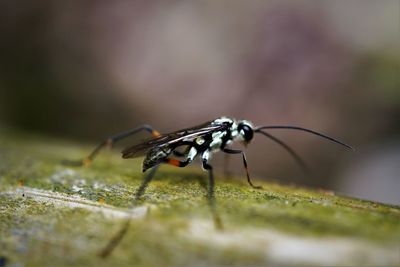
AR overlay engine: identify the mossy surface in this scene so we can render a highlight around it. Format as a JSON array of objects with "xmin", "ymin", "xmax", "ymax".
[{"xmin": 0, "ymin": 131, "xmax": 399, "ymax": 267}]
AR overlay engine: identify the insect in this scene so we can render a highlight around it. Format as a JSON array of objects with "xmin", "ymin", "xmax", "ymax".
[
  {"xmin": 74, "ymin": 116, "xmax": 352, "ymax": 257},
  {"xmin": 80, "ymin": 116, "xmax": 352, "ymax": 186}
]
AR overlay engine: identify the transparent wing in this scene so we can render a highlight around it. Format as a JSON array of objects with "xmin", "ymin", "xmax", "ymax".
[{"xmin": 121, "ymin": 121, "xmax": 227, "ymax": 159}]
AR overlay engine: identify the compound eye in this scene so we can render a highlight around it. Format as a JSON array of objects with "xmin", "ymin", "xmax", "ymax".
[{"xmin": 240, "ymin": 124, "xmax": 254, "ymax": 142}]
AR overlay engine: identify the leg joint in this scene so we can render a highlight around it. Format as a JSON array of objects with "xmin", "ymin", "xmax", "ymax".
[{"xmin": 202, "ymin": 159, "xmax": 213, "ymax": 170}]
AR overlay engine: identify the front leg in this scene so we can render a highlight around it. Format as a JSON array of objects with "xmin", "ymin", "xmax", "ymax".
[{"xmin": 222, "ymin": 148, "xmax": 262, "ymax": 189}]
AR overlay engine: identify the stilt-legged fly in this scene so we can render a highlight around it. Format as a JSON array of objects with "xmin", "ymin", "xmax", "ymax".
[{"xmin": 71, "ymin": 116, "xmax": 352, "ymax": 257}]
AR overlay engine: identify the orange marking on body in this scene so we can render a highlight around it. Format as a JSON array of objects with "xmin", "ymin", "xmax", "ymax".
[
  {"xmin": 18, "ymin": 180, "xmax": 24, "ymax": 187},
  {"xmin": 82, "ymin": 158, "xmax": 92, "ymax": 167},
  {"xmin": 167, "ymin": 159, "xmax": 181, "ymax": 167},
  {"xmin": 152, "ymin": 130, "xmax": 161, "ymax": 137}
]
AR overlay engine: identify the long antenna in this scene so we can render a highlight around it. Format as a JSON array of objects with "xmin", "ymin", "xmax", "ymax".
[
  {"xmin": 256, "ymin": 130, "xmax": 310, "ymax": 175},
  {"xmin": 255, "ymin": 126, "xmax": 354, "ymax": 150}
]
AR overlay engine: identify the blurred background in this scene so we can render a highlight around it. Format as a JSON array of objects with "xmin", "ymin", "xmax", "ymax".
[{"xmin": 0, "ymin": 1, "xmax": 399, "ymax": 204}]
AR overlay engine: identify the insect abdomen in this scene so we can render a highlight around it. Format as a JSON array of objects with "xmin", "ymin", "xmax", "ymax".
[{"xmin": 142, "ymin": 148, "xmax": 171, "ymax": 172}]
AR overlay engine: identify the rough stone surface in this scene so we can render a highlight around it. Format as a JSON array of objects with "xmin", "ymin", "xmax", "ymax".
[{"xmin": 0, "ymin": 131, "xmax": 399, "ymax": 267}]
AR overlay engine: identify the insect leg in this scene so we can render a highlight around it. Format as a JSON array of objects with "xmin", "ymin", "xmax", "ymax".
[
  {"xmin": 164, "ymin": 146, "xmax": 197, "ymax": 167},
  {"xmin": 222, "ymin": 148, "xmax": 262, "ymax": 189},
  {"xmin": 201, "ymin": 152, "xmax": 223, "ymax": 230},
  {"xmin": 99, "ymin": 165, "xmax": 159, "ymax": 258},
  {"xmin": 164, "ymin": 158, "xmax": 191, "ymax": 167},
  {"xmin": 76, "ymin": 125, "xmax": 161, "ymax": 166}
]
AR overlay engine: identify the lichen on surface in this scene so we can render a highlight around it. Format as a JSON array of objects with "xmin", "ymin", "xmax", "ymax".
[{"xmin": 0, "ymin": 132, "xmax": 399, "ymax": 267}]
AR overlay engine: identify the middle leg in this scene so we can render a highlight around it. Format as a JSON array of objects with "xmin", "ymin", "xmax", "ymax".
[
  {"xmin": 201, "ymin": 152, "xmax": 223, "ymax": 230},
  {"xmin": 164, "ymin": 146, "xmax": 197, "ymax": 168},
  {"xmin": 99, "ymin": 165, "xmax": 159, "ymax": 258}
]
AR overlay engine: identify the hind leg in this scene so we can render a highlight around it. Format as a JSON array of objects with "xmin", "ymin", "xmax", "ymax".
[{"xmin": 67, "ymin": 124, "xmax": 160, "ymax": 166}]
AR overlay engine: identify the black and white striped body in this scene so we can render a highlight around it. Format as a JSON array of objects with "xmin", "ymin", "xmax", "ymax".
[{"xmin": 139, "ymin": 117, "xmax": 255, "ymax": 172}]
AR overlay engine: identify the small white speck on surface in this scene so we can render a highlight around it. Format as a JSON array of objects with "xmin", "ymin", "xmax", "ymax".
[{"xmin": 48, "ymin": 169, "xmax": 78, "ymax": 183}]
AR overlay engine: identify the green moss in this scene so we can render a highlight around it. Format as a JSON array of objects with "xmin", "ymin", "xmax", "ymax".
[{"xmin": 0, "ymin": 131, "xmax": 399, "ymax": 267}]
